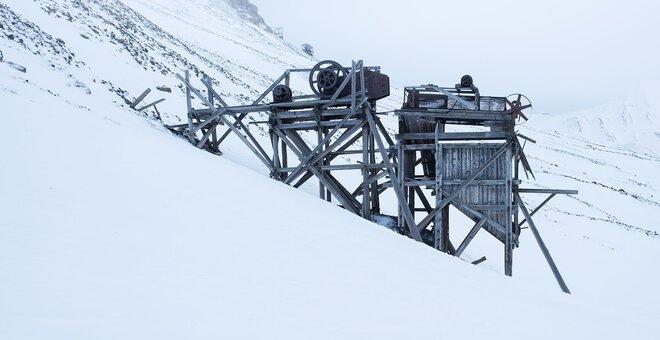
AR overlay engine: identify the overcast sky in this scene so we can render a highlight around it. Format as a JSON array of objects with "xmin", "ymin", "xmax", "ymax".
[{"xmin": 250, "ymin": 0, "xmax": 659, "ymax": 113}]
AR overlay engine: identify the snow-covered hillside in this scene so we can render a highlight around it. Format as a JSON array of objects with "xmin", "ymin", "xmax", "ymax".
[
  {"xmin": 533, "ymin": 101, "xmax": 660, "ymax": 157},
  {"xmin": 1, "ymin": 0, "xmax": 659, "ymax": 339}
]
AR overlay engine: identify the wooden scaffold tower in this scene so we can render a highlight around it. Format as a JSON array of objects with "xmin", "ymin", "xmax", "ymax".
[
  {"xmin": 395, "ymin": 78, "xmax": 575, "ymax": 293},
  {"xmin": 170, "ymin": 60, "xmax": 424, "ymax": 241},
  {"xmin": 168, "ymin": 61, "xmax": 577, "ymax": 293}
]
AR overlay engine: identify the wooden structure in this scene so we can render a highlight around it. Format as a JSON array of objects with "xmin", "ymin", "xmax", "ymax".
[
  {"xmin": 395, "ymin": 84, "xmax": 574, "ymax": 292},
  {"xmin": 168, "ymin": 62, "xmax": 576, "ymax": 293},
  {"xmin": 169, "ymin": 61, "xmax": 423, "ymax": 241}
]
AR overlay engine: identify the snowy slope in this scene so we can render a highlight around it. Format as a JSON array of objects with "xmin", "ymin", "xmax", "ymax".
[
  {"xmin": 4, "ymin": 77, "xmax": 655, "ymax": 339},
  {"xmin": 532, "ymin": 101, "xmax": 660, "ymax": 157},
  {"xmin": 1, "ymin": 0, "xmax": 659, "ymax": 339}
]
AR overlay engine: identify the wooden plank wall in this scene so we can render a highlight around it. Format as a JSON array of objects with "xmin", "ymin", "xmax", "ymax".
[{"xmin": 441, "ymin": 143, "xmax": 510, "ymax": 242}]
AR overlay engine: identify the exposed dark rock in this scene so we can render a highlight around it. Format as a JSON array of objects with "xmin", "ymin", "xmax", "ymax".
[{"xmin": 223, "ymin": 0, "xmax": 272, "ymax": 32}]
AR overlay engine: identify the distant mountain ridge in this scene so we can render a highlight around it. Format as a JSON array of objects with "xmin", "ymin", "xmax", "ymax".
[
  {"xmin": 531, "ymin": 100, "xmax": 660, "ymax": 158},
  {"xmin": 223, "ymin": 0, "xmax": 272, "ymax": 32}
]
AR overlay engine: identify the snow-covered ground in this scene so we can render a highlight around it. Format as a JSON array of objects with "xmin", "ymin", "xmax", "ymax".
[{"xmin": 1, "ymin": 0, "xmax": 659, "ymax": 339}]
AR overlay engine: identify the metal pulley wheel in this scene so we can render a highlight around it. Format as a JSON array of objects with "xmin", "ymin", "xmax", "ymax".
[
  {"xmin": 309, "ymin": 60, "xmax": 348, "ymax": 98},
  {"xmin": 460, "ymin": 74, "xmax": 474, "ymax": 87},
  {"xmin": 505, "ymin": 93, "xmax": 533, "ymax": 124},
  {"xmin": 272, "ymin": 84, "xmax": 293, "ymax": 103}
]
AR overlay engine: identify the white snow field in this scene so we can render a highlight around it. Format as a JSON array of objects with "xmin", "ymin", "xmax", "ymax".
[{"xmin": 1, "ymin": 0, "xmax": 659, "ymax": 339}]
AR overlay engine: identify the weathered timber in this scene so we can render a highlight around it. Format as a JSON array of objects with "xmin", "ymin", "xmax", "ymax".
[{"xmin": 516, "ymin": 193, "xmax": 571, "ymax": 294}]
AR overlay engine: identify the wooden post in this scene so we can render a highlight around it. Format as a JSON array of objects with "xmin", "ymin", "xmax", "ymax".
[
  {"xmin": 397, "ymin": 141, "xmax": 405, "ymax": 233},
  {"xmin": 281, "ymin": 139, "xmax": 288, "ymax": 181},
  {"xmin": 131, "ymin": 88, "xmax": 151, "ymax": 109},
  {"xmin": 361, "ymin": 117, "xmax": 371, "ymax": 219},
  {"xmin": 369, "ymin": 132, "xmax": 379, "ymax": 213},
  {"xmin": 505, "ymin": 145, "xmax": 514, "ymax": 276},
  {"xmin": 317, "ymin": 112, "xmax": 326, "ymax": 200},
  {"xmin": 271, "ymin": 125, "xmax": 281, "ymax": 180},
  {"xmin": 185, "ymin": 71, "xmax": 194, "ymax": 143},
  {"xmin": 434, "ymin": 123, "xmax": 448, "ymax": 252},
  {"xmin": 516, "ymin": 193, "xmax": 571, "ymax": 294},
  {"xmin": 325, "ymin": 127, "xmax": 332, "ymax": 202},
  {"xmin": 366, "ymin": 110, "xmax": 422, "ymax": 241}
]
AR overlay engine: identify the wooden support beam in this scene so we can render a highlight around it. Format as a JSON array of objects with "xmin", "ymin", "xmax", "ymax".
[
  {"xmin": 454, "ymin": 217, "xmax": 487, "ymax": 257},
  {"xmin": 471, "ymin": 257, "xmax": 487, "ymax": 265},
  {"xmin": 517, "ymin": 188, "xmax": 579, "ymax": 195},
  {"xmin": 324, "ymin": 127, "xmax": 332, "ymax": 202},
  {"xmin": 361, "ymin": 121, "xmax": 371, "ymax": 218},
  {"xmin": 514, "ymin": 135, "xmax": 535, "ymax": 180},
  {"xmin": 137, "ymin": 98, "xmax": 166, "ymax": 112},
  {"xmin": 191, "ymin": 108, "xmax": 228, "ymax": 134},
  {"xmin": 185, "ymin": 71, "xmax": 194, "ymax": 143},
  {"xmin": 352, "ymin": 171, "xmax": 388, "ymax": 197},
  {"xmin": 196, "ymin": 125, "xmax": 216, "ymax": 149},
  {"xmin": 201, "ymin": 76, "xmax": 229, "ymax": 108},
  {"xmin": 292, "ymin": 131, "xmax": 364, "ymax": 189},
  {"xmin": 271, "ymin": 129, "xmax": 281, "ymax": 180},
  {"xmin": 434, "ymin": 123, "xmax": 447, "ymax": 251},
  {"xmin": 374, "ymin": 114, "xmax": 396, "ymax": 148},
  {"xmin": 275, "ymin": 120, "xmax": 362, "ymax": 130},
  {"xmin": 516, "ymin": 193, "xmax": 571, "ymax": 294},
  {"xmin": 395, "ymin": 110, "xmax": 513, "ymax": 122},
  {"xmin": 318, "ymin": 124, "xmax": 326, "ymax": 200},
  {"xmin": 131, "ymin": 88, "xmax": 151, "ymax": 109},
  {"xmin": 519, "ymin": 193, "xmax": 556, "ymax": 227},
  {"xmin": 274, "ymin": 128, "xmax": 360, "ymax": 214},
  {"xmin": 326, "ymin": 172, "xmax": 361, "ymax": 210},
  {"xmin": 439, "ymin": 188, "xmax": 510, "ymax": 243},
  {"xmin": 369, "ymin": 132, "xmax": 380, "ymax": 213},
  {"xmin": 231, "ymin": 115, "xmax": 273, "ymax": 165},
  {"xmin": 397, "ymin": 132, "xmax": 509, "ymax": 141},
  {"xmin": 177, "ymin": 73, "xmax": 273, "ymax": 170},
  {"xmin": 505, "ymin": 146, "xmax": 514, "ymax": 276},
  {"xmin": 283, "ymin": 119, "xmax": 365, "ymax": 185},
  {"xmin": 281, "ymin": 137, "xmax": 288, "ymax": 180},
  {"xmin": 413, "ymin": 187, "xmax": 433, "ymax": 213}
]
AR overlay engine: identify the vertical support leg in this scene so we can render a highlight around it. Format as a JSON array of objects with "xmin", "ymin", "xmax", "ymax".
[
  {"xmin": 407, "ymin": 150, "xmax": 416, "ymax": 223},
  {"xmin": 361, "ymin": 119, "xmax": 371, "ymax": 219},
  {"xmin": 271, "ymin": 125, "xmax": 281, "ymax": 180},
  {"xmin": 397, "ymin": 142, "xmax": 405, "ymax": 233},
  {"xmin": 405, "ymin": 149, "xmax": 416, "ymax": 230},
  {"xmin": 281, "ymin": 138, "xmax": 288, "ymax": 181},
  {"xmin": 206, "ymin": 77, "xmax": 218, "ymax": 151},
  {"xmin": 325, "ymin": 127, "xmax": 332, "ymax": 202},
  {"xmin": 505, "ymin": 145, "xmax": 514, "ymax": 276},
  {"xmin": 185, "ymin": 70, "xmax": 194, "ymax": 143},
  {"xmin": 434, "ymin": 123, "xmax": 448, "ymax": 252},
  {"xmin": 442, "ymin": 206, "xmax": 450, "ymax": 251},
  {"xmin": 317, "ymin": 120, "xmax": 325, "ymax": 200},
  {"xmin": 369, "ymin": 133, "xmax": 380, "ymax": 213}
]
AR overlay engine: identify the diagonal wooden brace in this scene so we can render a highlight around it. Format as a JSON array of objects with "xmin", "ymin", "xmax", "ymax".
[{"xmin": 516, "ymin": 193, "xmax": 571, "ymax": 294}]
